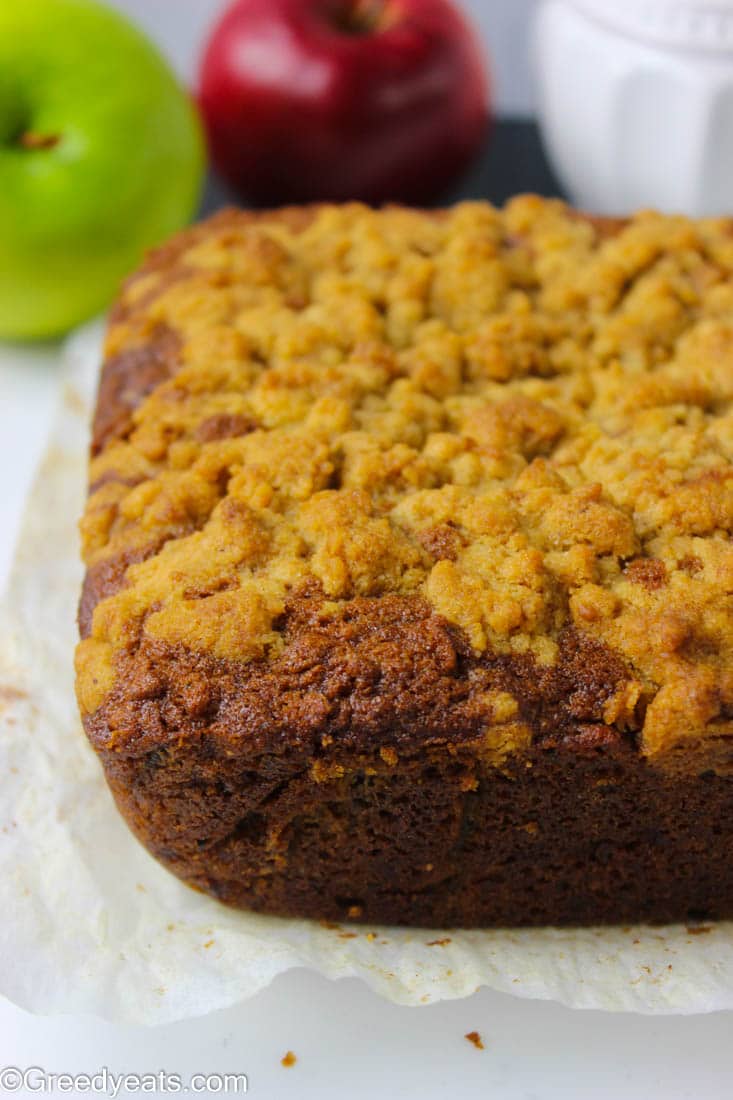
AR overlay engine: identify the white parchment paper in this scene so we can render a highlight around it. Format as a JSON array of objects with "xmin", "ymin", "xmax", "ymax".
[{"xmin": 1, "ymin": 321, "xmax": 732, "ymax": 1023}]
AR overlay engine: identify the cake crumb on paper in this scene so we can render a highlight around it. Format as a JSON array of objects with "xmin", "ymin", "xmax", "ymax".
[
  {"xmin": 281, "ymin": 1051, "xmax": 297, "ymax": 1068},
  {"xmin": 0, "ymin": 685, "xmax": 27, "ymax": 714},
  {"xmin": 465, "ymin": 1031, "xmax": 484, "ymax": 1050}
]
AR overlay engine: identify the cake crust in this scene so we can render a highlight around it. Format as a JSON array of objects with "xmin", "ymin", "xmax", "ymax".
[{"xmin": 76, "ymin": 198, "xmax": 733, "ymax": 926}]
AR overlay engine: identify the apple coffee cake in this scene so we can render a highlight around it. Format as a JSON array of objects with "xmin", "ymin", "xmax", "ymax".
[{"xmin": 75, "ymin": 197, "xmax": 733, "ymax": 926}]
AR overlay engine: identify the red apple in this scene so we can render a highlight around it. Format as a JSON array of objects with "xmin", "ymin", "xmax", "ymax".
[{"xmin": 198, "ymin": 0, "xmax": 489, "ymax": 205}]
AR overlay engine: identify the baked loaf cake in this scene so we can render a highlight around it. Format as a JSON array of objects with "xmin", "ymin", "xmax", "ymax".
[{"xmin": 76, "ymin": 197, "xmax": 733, "ymax": 927}]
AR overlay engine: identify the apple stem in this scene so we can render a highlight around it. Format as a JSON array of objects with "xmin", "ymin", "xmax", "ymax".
[
  {"xmin": 331, "ymin": 0, "xmax": 391, "ymax": 35},
  {"xmin": 18, "ymin": 131, "xmax": 60, "ymax": 151}
]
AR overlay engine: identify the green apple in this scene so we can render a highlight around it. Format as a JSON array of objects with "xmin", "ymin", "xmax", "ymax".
[{"xmin": 0, "ymin": 0, "xmax": 205, "ymax": 340}]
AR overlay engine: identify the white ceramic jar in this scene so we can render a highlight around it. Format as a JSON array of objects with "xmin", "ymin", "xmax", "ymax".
[{"xmin": 534, "ymin": 0, "xmax": 733, "ymax": 215}]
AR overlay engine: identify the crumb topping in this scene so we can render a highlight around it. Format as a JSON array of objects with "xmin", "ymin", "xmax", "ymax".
[{"xmin": 76, "ymin": 197, "xmax": 733, "ymax": 760}]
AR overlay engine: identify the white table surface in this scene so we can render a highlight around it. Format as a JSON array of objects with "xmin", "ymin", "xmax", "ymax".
[{"xmin": 1, "ymin": 338, "xmax": 732, "ymax": 1099}]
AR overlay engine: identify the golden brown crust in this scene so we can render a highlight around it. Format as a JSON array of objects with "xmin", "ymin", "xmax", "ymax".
[
  {"xmin": 91, "ymin": 324, "xmax": 181, "ymax": 457},
  {"xmin": 84, "ymin": 591, "xmax": 632, "ymax": 760}
]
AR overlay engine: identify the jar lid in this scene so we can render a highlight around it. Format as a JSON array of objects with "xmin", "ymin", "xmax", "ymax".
[{"xmin": 571, "ymin": 0, "xmax": 733, "ymax": 52}]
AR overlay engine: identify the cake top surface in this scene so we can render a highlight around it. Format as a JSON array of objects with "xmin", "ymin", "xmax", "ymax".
[{"xmin": 76, "ymin": 196, "xmax": 733, "ymax": 763}]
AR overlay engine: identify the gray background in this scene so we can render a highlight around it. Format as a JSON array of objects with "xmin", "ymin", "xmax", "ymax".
[{"xmin": 107, "ymin": 0, "xmax": 540, "ymax": 115}]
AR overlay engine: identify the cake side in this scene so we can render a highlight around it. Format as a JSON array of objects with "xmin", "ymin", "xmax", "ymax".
[
  {"xmin": 86, "ymin": 704, "xmax": 733, "ymax": 926},
  {"xmin": 75, "ymin": 197, "xmax": 733, "ymax": 925},
  {"xmin": 80, "ymin": 590, "xmax": 733, "ymax": 926}
]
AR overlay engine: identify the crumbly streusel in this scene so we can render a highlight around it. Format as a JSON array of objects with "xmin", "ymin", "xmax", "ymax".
[{"xmin": 76, "ymin": 197, "xmax": 733, "ymax": 761}]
